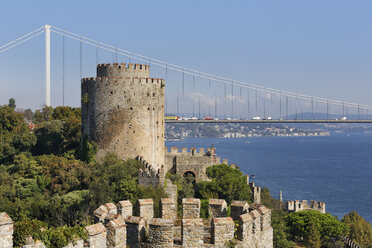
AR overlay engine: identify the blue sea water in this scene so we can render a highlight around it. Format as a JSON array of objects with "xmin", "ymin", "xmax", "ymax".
[{"xmin": 166, "ymin": 133, "xmax": 372, "ymax": 223}]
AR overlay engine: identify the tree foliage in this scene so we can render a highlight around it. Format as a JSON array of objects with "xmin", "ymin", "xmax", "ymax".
[
  {"xmin": 195, "ymin": 164, "xmax": 252, "ymax": 204},
  {"xmin": 286, "ymin": 210, "xmax": 349, "ymax": 246},
  {"xmin": 342, "ymin": 211, "xmax": 372, "ymax": 248}
]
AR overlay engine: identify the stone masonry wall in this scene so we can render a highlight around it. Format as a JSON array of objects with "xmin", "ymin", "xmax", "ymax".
[
  {"xmin": 0, "ymin": 212, "xmax": 13, "ymax": 248},
  {"xmin": 164, "ymin": 147, "xmax": 224, "ymax": 182},
  {"xmin": 148, "ymin": 218, "xmax": 174, "ymax": 247},
  {"xmin": 209, "ymin": 199, "xmax": 228, "ymax": 218},
  {"xmin": 4, "ymin": 198, "xmax": 273, "ymax": 247},
  {"xmin": 286, "ymin": 200, "xmax": 326, "ymax": 213},
  {"xmin": 182, "ymin": 198, "xmax": 200, "ymax": 219},
  {"xmin": 211, "ymin": 217, "xmax": 235, "ymax": 247},
  {"xmin": 81, "ymin": 63, "xmax": 165, "ymax": 170}
]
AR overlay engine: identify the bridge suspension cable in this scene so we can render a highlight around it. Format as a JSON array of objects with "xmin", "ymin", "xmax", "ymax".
[
  {"xmin": 48, "ymin": 25, "xmax": 372, "ymax": 111},
  {"xmin": 2, "ymin": 25, "xmax": 372, "ymax": 115}
]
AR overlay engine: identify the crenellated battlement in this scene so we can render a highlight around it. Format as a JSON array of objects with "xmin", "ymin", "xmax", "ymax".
[
  {"xmin": 81, "ymin": 76, "xmax": 165, "ymax": 85},
  {"xmin": 0, "ymin": 198, "xmax": 273, "ymax": 247},
  {"xmin": 286, "ymin": 200, "xmax": 326, "ymax": 213},
  {"xmin": 137, "ymin": 156, "xmax": 165, "ymax": 186},
  {"xmin": 97, "ymin": 63, "xmax": 150, "ymax": 78},
  {"xmin": 165, "ymin": 146, "xmax": 212, "ymax": 156},
  {"xmin": 81, "ymin": 63, "xmax": 165, "ymax": 169}
]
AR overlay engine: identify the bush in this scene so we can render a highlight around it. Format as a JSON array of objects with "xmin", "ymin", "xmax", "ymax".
[{"xmin": 195, "ymin": 164, "xmax": 252, "ymax": 204}]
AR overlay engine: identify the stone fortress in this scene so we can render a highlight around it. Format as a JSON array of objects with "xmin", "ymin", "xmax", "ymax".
[
  {"xmin": 0, "ymin": 197, "xmax": 273, "ymax": 248},
  {"xmin": 0, "ymin": 63, "xmax": 273, "ymax": 248}
]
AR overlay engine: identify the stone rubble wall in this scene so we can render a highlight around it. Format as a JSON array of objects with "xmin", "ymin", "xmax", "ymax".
[
  {"xmin": 3, "ymin": 198, "xmax": 273, "ymax": 248},
  {"xmin": 211, "ymin": 217, "xmax": 235, "ymax": 247},
  {"xmin": 182, "ymin": 198, "xmax": 201, "ymax": 219},
  {"xmin": 82, "ymin": 63, "xmax": 165, "ymax": 170},
  {"xmin": 286, "ymin": 200, "xmax": 326, "ymax": 213},
  {"xmin": 0, "ymin": 212, "xmax": 13, "ymax": 248},
  {"xmin": 208, "ymin": 199, "xmax": 228, "ymax": 218}
]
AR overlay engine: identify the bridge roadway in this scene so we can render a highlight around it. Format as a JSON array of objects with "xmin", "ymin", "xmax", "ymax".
[{"xmin": 165, "ymin": 119, "xmax": 372, "ymax": 124}]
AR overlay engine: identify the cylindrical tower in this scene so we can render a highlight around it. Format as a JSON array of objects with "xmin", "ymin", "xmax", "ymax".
[{"xmin": 81, "ymin": 63, "xmax": 165, "ymax": 170}]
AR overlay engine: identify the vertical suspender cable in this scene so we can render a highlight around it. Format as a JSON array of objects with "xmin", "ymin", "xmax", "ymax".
[
  {"xmin": 80, "ymin": 37, "xmax": 82, "ymax": 79},
  {"xmin": 96, "ymin": 47, "xmax": 99, "ymax": 65},
  {"xmin": 231, "ymin": 80, "xmax": 234, "ymax": 119},
  {"xmin": 177, "ymin": 85, "xmax": 179, "ymax": 117},
  {"xmin": 311, "ymin": 97, "xmax": 314, "ymax": 120},
  {"xmin": 215, "ymin": 91, "xmax": 217, "ymax": 119},
  {"xmin": 165, "ymin": 64, "xmax": 168, "ymax": 115},
  {"xmin": 209, "ymin": 80, "xmax": 211, "ymax": 116},
  {"xmin": 295, "ymin": 95, "xmax": 298, "ymax": 120},
  {"xmin": 270, "ymin": 92, "xmax": 272, "ymax": 118},
  {"xmin": 286, "ymin": 96, "xmax": 288, "ymax": 120},
  {"xmin": 239, "ymin": 87, "xmax": 242, "ymax": 119},
  {"xmin": 358, "ymin": 105, "xmax": 360, "ymax": 120},
  {"xmin": 193, "ymin": 76, "xmax": 195, "ymax": 117},
  {"xmin": 279, "ymin": 92, "xmax": 282, "ymax": 119},
  {"xmin": 62, "ymin": 34, "xmax": 65, "ymax": 106},
  {"xmin": 224, "ymin": 84, "xmax": 227, "ymax": 119},
  {"xmin": 198, "ymin": 74, "xmax": 201, "ymax": 119},
  {"xmin": 181, "ymin": 68, "xmax": 184, "ymax": 117},
  {"xmin": 263, "ymin": 89, "xmax": 266, "ymax": 119},
  {"xmin": 182, "ymin": 68, "xmax": 185, "ymax": 97},
  {"xmin": 255, "ymin": 89, "xmax": 258, "ymax": 117},
  {"xmin": 326, "ymin": 100, "xmax": 329, "ymax": 120},
  {"xmin": 247, "ymin": 89, "xmax": 250, "ymax": 119}
]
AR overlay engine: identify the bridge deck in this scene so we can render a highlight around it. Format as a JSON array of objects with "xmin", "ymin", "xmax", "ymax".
[{"xmin": 165, "ymin": 119, "xmax": 372, "ymax": 124}]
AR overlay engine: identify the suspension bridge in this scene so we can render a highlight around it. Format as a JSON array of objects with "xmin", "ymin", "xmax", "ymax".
[{"xmin": 1, "ymin": 25, "xmax": 372, "ymax": 124}]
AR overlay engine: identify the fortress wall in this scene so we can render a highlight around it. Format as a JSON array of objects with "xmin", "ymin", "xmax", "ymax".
[
  {"xmin": 3, "ymin": 197, "xmax": 273, "ymax": 247},
  {"xmin": 134, "ymin": 199, "xmax": 154, "ymax": 223},
  {"xmin": 181, "ymin": 218, "xmax": 204, "ymax": 247},
  {"xmin": 82, "ymin": 63, "xmax": 164, "ymax": 170},
  {"xmin": 148, "ymin": 218, "xmax": 174, "ymax": 247},
  {"xmin": 230, "ymin": 201, "xmax": 249, "ymax": 221},
  {"xmin": 182, "ymin": 198, "xmax": 200, "ymax": 219},
  {"xmin": 106, "ymin": 216, "xmax": 126, "ymax": 248},
  {"xmin": 237, "ymin": 213, "xmax": 254, "ymax": 248},
  {"xmin": 0, "ymin": 212, "xmax": 13, "ymax": 248},
  {"xmin": 116, "ymin": 200, "xmax": 132, "ymax": 219},
  {"xmin": 211, "ymin": 217, "xmax": 235, "ymax": 247},
  {"xmin": 208, "ymin": 199, "xmax": 228, "ymax": 218},
  {"xmin": 285, "ymin": 200, "xmax": 326, "ymax": 213},
  {"xmin": 85, "ymin": 223, "xmax": 107, "ymax": 248},
  {"xmin": 160, "ymin": 198, "xmax": 177, "ymax": 219}
]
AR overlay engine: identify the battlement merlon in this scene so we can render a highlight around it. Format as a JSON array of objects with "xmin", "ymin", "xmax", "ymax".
[
  {"xmin": 81, "ymin": 76, "xmax": 165, "ymax": 87},
  {"xmin": 164, "ymin": 147, "xmax": 218, "ymax": 157},
  {"xmin": 97, "ymin": 63, "xmax": 150, "ymax": 78}
]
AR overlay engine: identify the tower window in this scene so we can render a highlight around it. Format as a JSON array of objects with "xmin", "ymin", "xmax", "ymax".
[{"xmin": 153, "ymin": 93, "xmax": 155, "ymax": 97}]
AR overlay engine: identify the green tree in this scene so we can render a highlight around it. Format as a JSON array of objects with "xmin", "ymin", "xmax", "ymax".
[
  {"xmin": 195, "ymin": 164, "xmax": 252, "ymax": 204},
  {"xmin": 0, "ymin": 105, "xmax": 36, "ymax": 164},
  {"xmin": 307, "ymin": 222, "xmax": 321, "ymax": 248},
  {"xmin": 342, "ymin": 211, "xmax": 372, "ymax": 248},
  {"xmin": 34, "ymin": 106, "xmax": 53, "ymax": 123},
  {"xmin": 272, "ymin": 209, "xmax": 296, "ymax": 248},
  {"xmin": 286, "ymin": 210, "xmax": 349, "ymax": 245},
  {"xmin": 23, "ymin": 108, "xmax": 33, "ymax": 121},
  {"xmin": 8, "ymin": 98, "xmax": 16, "ymax": 109}
]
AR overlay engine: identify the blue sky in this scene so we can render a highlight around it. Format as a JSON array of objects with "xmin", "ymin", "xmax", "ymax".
[{"xmin": 0, "ymin": 1, "xmax": 371, "ymax": 115}]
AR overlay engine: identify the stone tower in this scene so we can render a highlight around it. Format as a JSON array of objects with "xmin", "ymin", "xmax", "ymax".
[{"xmin": 81, "ymin": 63, "xmax": 165, "ymax": 170}]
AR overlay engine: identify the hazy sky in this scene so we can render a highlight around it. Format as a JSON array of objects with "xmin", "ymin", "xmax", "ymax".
[{"xmin": 0, "ymin": 1, "xmax": 371, "ymax": 114}]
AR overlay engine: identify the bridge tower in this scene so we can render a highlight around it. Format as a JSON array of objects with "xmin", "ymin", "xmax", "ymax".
[{"xmin": 81, "ymin": 63, "xmax": 165, "ymax": 170}]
